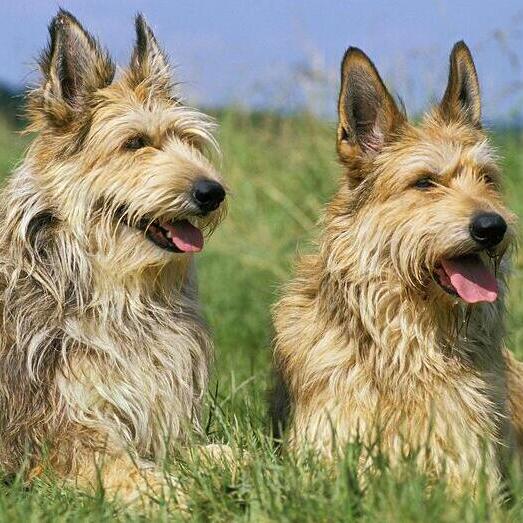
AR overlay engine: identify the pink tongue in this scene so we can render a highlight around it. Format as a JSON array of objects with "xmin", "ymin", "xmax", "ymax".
[
  {"xmin": 441, "ymin": 256, "xmax": 498, "ymax": 304},
  {"xmin": 161, "ymin": 220, "xmax": 203, "ymax": 253}
]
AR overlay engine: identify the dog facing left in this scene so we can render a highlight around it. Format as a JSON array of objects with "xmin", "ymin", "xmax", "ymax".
[{"xmin": 0, "ymin": 10, "xmax": 226, "ymax": 500}]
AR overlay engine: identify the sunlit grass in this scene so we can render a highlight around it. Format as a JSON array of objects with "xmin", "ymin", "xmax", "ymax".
[{"xmin": 0, "ymin": 112, "xmax": 522, "ymax": 521}]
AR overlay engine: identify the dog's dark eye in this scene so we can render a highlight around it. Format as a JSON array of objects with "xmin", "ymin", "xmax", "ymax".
[
  {"xmin": 124, "ymin": 136, "xmax": 148, "ymax": 151},
  {"xmin": 414, "ymin": 177, "xmax": 435, "ymax": 190}
]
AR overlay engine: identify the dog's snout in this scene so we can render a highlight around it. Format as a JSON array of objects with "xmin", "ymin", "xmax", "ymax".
[
  {"xmin": 469, "ymin": 212, "xmax": 507, "ymax": 248},
  {"xmin": 192, "ymin": 179, "xmax": 225, "ymax": 214}
]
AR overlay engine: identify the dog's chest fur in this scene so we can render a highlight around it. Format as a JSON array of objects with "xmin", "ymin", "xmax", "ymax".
[
  {"xmin": 55, "ymin": 265, "xmax": 212, "ymax": 459},
  {"xmin": 275, "ymin": 261, "xmax": 512, "ymax": 490},
  {"xmin": 58, "ymin": 324, "xmax": 207, "ymax": 457}
]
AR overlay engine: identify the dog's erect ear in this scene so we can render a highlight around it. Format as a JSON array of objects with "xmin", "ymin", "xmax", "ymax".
[
  {"xmin": 129, "ymin": 14, "xmax": 171, "ymax": 91},
  {"xmin": 440, "ymin": 41, "xmax": 481, "ymax": 127},
  {"xmin": 39, "ymin": 10, "xmax": 114, "ymax": 113},
  {"xmin": 337, "ymin": 47, "xmax": 404, "ymax": 163}
]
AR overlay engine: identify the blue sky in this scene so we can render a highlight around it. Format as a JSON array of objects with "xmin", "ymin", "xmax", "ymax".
[{"xmin": 1, "ymin": 1, "xmax": 522, "ymax": 121}]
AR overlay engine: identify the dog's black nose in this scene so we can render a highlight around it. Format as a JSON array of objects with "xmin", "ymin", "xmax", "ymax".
[
  {"xmin": 470, "ymin": 212, "xmax": 507, "ymax": 248},
  {"xmin": 192, "ymin": 179, "xmax": 225, "ymax": 213}
]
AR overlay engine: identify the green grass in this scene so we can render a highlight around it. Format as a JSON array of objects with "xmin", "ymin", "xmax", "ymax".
[{"xmin": 0, "ymin": 111, "xmax": 523, "ymax": 521}]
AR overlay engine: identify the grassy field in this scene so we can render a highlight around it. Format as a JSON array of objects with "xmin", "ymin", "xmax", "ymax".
[{"xmin": 0, "ymin": 111, "xmax": 522, "ymax": 521}]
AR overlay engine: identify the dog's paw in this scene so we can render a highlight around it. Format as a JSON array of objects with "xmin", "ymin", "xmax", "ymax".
[
  {"xmin": 197, "ymin": 443, "xmax": 235, "ymax": 464},
  {"xmin": 190, "ymin": 443, "xmax": 251, "ymax": 471}
]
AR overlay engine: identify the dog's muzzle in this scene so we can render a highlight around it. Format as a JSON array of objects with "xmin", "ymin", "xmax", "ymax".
[
  {"xmin": 192, "ymin": 179, "xmax": 225, "ymax": 215},
  {"xmin": 469, "ymin": 212, "xmax": 507, "ymax": 249}
]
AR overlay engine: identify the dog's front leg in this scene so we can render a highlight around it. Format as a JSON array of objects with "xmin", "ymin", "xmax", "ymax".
[{"xmin": 73, "ymin": 451, "xmax": 184, "ymax": 505}]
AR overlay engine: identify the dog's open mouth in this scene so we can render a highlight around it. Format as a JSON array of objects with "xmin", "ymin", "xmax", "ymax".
[
  {"xmin": 434, "ymin": 254, "xmax": 498, "ymax": 304},
  {"xmin": 139, "ymin": 218, "xmax": 204, "ymax": 253}
]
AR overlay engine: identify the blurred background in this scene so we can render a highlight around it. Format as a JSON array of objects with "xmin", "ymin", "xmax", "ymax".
[{"xmin": 1, "ymin": 0, "xmax": 522, "ymax": 123}]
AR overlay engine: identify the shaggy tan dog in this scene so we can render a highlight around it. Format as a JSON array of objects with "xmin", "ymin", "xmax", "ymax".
[
  {"xmin": 272, "ymin": 41, "xmax": 523, "ymax": 497},
  {"xmin": 0, "ymin": 10, "xmax": 227, "ymax": 499}
]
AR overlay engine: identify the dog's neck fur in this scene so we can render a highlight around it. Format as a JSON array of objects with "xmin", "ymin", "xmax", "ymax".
[
  {"xmin": 275, "ymin": 247, "xmax": 509, "ymax": 487},
  {"xmin": 317, "ymin": 244, "xmax": 505, "ymax": 384},
  {"xmin": 315, "ymin": 185, "xmax": 506, "ymax": 378},
  {"xmin": 0, "ymin": 166, "xmax": 211, "ymax": 466}
]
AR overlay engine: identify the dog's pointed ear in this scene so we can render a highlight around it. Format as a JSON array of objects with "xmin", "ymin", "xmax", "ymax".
[
  {"xmin": 129, "ymin": 14, "xmax": 171, "ymax": 91},
  {"xmin": 440, "ymin": 41, "xmax": 481, "ymax": 127},
  {"xmin": 337, "ymin": 47, "xmax": 405, "ymax": 164},
  {"xmin": 38, "ymin": 10, "xmax": 114, "ymax": 114}
]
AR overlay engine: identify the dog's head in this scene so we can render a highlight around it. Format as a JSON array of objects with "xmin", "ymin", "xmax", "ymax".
[
  {"xmin": 328, "ymin": 42, "xmax": 516, "ymax": 306},
  {"xmin": 26, "ymin": 10, "xmax": 226, "ymax": 270}
]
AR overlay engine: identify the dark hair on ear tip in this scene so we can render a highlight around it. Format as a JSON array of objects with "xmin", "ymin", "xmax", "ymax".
[{"xmin": 396, "ymin": 95, "xmax": 407, "ymax": 118}]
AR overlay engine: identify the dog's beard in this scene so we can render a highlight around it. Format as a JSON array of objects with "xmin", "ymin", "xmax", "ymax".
[
  {"xmin": 386, "ymin": 227, "xmax": 508, "ymax": 306},
  {"xmin": 133, "ymin": 217, "xmax": 204, "ymax": 253},
  {"xmin": 106, "ymin": 201, "xmax": 222, "ymax": 255},
  {"xmin": 433, "ymin": 254, "xmax": 499, "ymax": 304}
]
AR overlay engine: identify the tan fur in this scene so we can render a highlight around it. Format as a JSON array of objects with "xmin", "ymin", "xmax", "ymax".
[
  {"xmin": 0, "ymin": 10, "xmax": 226, "ymax": 501},
  {"xmin": 272, "ymin": 42, "xmax": 523, "ymax": 497}
]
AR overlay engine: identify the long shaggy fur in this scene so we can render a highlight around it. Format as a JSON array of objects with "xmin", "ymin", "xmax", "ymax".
[
  {"xmin": 0, "ymin": 10, "xmax": 226, "ymax": 498},
  {"xmin": 272, "ymin": 42, "xmax": 523, "ymax": 497}
]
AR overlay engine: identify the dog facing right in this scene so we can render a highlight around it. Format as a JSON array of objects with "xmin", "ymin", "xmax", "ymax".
[{"xmin": 272, "ymin": 42, "xmax": 523, "ymax": 497}]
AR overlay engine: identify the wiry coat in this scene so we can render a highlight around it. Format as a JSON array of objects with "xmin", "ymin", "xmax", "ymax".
[
  {"xmin": 0, "ymin": 11, "xmax": 225, "ymax": 497},
  {"xmin": 273, "ymin": 43, "xmax": 523, "ymax": 496}
]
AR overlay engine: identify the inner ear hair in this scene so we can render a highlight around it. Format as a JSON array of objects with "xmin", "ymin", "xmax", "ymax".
[
  {"xmin": 40, "ymin": 9, "xmax": 114, "ymax": 109},
  {"xmin": 337, "ymin": 47, "xmax": 405, "ymax": 160},
  {"xmin": 128, "ymin": 13, "xmax": 171, "ymax": 91},
  {"xmin": 440, "ymin": 41, "xmax": 481, "ymax": 127}
]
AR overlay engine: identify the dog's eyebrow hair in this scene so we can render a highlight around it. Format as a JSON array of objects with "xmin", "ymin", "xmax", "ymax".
[{"xmin": 440, "ymin": 154, "xmax": 496, "ymax": 180}]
